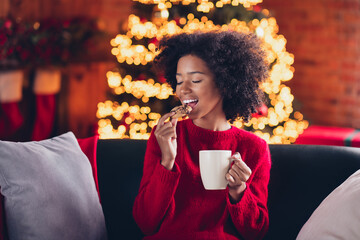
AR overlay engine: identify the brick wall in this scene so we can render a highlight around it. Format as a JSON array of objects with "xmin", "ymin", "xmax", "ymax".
[
  {"xmin": 97, "ymin": 0, "xmax": 360, "ymax": 128},
  {"xmin": 3, "ymin": 0, "xmax": 359, "ymax": 137},
  {"xmin": 1, "ymin": 0, "xmax": 132, "ymax": 34},
  {"xmin": 100, "ymin": 0, "xmax": 360, "ymax": 128},
  {"xmin": 261, "ymin": 0, "xmax": 360, "ymax": 128}
]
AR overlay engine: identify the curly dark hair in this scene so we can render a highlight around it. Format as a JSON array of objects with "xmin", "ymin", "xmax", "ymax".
[{"xmin": 153, "ymin": 30, "xmax": 269, "ymax": 123}]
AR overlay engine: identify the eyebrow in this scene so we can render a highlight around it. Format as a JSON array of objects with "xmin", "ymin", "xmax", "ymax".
[{"xmin": 176, "ymin": 71, "xmax": 206, "ymax": 76}]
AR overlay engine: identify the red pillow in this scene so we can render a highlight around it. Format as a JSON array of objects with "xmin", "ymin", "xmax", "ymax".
[
  {"xmin": 0, "ymin": 135, "xmax": 100, "ymax": 240},
  {"xmin": 77, "ymin": 135, "xmax": 101, "ymax": 199}
]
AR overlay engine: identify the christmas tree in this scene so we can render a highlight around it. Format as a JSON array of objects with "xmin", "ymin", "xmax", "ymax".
[{"xmin": 96, "ymin": 0, "xmax": 308, "ymax": 144}]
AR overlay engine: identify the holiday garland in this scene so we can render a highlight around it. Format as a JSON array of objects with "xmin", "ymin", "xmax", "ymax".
[{"xmin": 0, "ymin": 17, "xmax": 106, "ymax": 70}]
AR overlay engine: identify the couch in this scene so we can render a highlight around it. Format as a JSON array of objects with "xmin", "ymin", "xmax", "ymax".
[{"xmin": 96, "ymin": 139, "xmax": 360, "ymax": 240}]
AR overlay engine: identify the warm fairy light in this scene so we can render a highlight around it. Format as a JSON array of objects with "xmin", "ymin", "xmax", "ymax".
[
  {"xmin": 106, "ymin": 71, "xmax": 122, "ymax": 88},
  {"xmin": 132, "ymin": 0, "xmax": 262, "ymax": 12},
  {"xmin": 110, "ymin": 15, "xmax": 184, "ymax": 65},
  {"xmin": 106, "ymin": 71, "xmax": 173, "ymax": 99},
  {"xmin": 98, "ymin": 10, "xmax": 308, "ymax": 143},
  {"xmin": 97, "ymin": 101, "xmax": 157, "ymax": 139}
]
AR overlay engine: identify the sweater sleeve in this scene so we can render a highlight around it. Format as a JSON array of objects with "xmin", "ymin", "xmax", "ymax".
[
  {"xmin": 227, "ymin": 140, "xmax": 271, "ymax": 240},
  {"xmin": 132, "ymin": 128, "xmax": 181, "ymax": 235}
]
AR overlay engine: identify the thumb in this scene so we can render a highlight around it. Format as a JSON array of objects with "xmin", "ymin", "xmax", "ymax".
[
  {"xmin": 170, "ymin": 118, "xmax": 178, "ymax": 139},
  {"xmin": 170, "ymin": 117, "xmax": 178, "ymax": 128}
]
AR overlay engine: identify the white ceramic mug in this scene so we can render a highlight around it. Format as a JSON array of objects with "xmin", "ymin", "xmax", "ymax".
[{"xmin": 199, "ymin": 150, "xmax": 232, "ymax": 190}]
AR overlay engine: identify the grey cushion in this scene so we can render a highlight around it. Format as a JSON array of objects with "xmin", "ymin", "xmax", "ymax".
[
  {"xmin": 0, "ymin": 132, "xmax": 107, "ymax": 240},
  {"xmin": 296, "ymin": 169, "xmax": 360, "ymax": 240}
]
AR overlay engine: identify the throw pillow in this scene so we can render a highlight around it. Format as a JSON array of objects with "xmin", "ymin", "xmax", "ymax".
[
  {"xmin": 296, "ymin": 169, "xmax": 360, "ymax": 240},
  {"xmin": 0, "ymin": 132, "xmax": 107, "ymax": 240},
  {"xmin": 0, "ymin": 135, "xmax": 101, "ymax": 240}
]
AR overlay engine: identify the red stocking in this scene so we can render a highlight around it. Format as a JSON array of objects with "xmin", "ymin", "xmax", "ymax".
[
  {"xmin": 0, "ymin": 70, "xmax": 24, "ymax": 139},
  {"xmin": 31, "ymin": 69, "xmax": 61, "ymax": 141},
  {"xmin": 31, "ymin": 94, "xmax": 57, "ymax": 141},
  {"xmin": 0, "ymin": 102, "xmax": 24, "ymax": 138}
]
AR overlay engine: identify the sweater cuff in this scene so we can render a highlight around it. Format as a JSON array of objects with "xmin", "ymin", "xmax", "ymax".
[
  {"xmin": 155, "ymin": 161, "xmax": 181, "ymax": 187},
  {"xmin": 226, "ymin": 183, "xmax": 253, "ymax": 214}
]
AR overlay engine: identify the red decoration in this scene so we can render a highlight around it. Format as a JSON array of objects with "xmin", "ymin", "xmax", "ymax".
[
  {"xmin": 31, "ymin": 68, "xmax": 61, "ymax": 141},
  {"xmin": 296, "ymin": 125, "xmax": 360, "ymax": 147},
  {"xmin": 0, "ymin": 102, "xmax": 24, "ymax": 139},
  {"xmin": 0, "ymin": 17, "xmax": 32, "ymax": 69},
  {"xmin": 253, "ymin": 5, "xmax": 262, "ymax": 12},
  {"xmin": 157, "ymin": 73, "xmax": 167, "ymax": 83},
  {"xmin": 149, "ymin": 37, "xmax": 159, "ymax": 47},
  {"xmin": 1, "ymin": 17, "xmax": 105, "ymax": 69},
  {"xmin": 118, "ymin": 112, "xmax": 130, "ymax": 130},
  {"xmin": 31, "ymin": 95, "xmax": 56, "ymax": 141},
  {"xmin": 252, "ymin": 103, "xmax": 268, "ymax": 118},
  {"xmin": 174, "ymin": 17, "xmax": 181, "ymax": 26},
  {"xmin": 0, "ymin": 70, "xmax": 24, "ymax": 139},
  {"xmin": 135, "ymin": 74, "xmax": 147, "ymax": 81}
]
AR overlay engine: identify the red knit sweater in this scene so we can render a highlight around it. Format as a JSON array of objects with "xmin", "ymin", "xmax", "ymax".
[{"xmin": 133, "ymin": 119, "xmax": 271, "ymax": 240}]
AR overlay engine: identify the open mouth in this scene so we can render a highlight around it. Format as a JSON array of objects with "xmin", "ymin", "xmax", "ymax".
[{"xmin": 183, "ymin": 99, "xmax": 199, "ymax": 110}]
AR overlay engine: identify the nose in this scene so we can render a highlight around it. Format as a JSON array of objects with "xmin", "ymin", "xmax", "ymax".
[{"xmin": 178, "ymin": 80, "xmax": 192, "ymax": 95}]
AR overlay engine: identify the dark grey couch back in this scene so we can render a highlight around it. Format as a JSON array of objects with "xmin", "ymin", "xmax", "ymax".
[{"xmin": 97, "ymin": 139, "xmax": 360, "ymax": 240}]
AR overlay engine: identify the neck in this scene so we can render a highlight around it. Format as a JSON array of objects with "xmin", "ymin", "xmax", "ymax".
[{"xmin": 193, "ymin": 117, "xmax": 231, "ymax": 131}]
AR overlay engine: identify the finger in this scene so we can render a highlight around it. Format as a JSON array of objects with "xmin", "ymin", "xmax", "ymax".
[
  {"xmin": 226, "ymin": 173, "xmax": 236, "ymax": 184},
  {"xmin": 232, "ymin": 161, "xmax": 251, "ymax": 182},
  {"xmin": 170, "ymin": 119, "xmax": 178, "ymax": 138},
  {"xmin": 156, "ymin": 121, "xmax": 174, "ymax": 132},
  {"xmin": 229, "ymin": 166, "xmax": 249, "ymax": 183},
  {"xmin": 170, "ymin": 117, "xmax": 178, "ymax": 128},
  {"xmin": 233, "ymin": 159, "xmax": 252, "ymax": 176},
  {"xmin": 156, "ymin": 117, "xmax": 177, "ymax": 137},
  {"xmin": 229, "ymin": 167, "xmax": 240, "ymax": 179},
  {"xmin": 157, "ymin": 112, "xmax": 175, "ymax": 127},
  {"xmin": 160, "ymin": 128, "xmax": 177, "ymax": 139},
  {"xmin": 231, "ymin": 152, "xmax": 241, "ymax": 160},
  {"xmin": 156, "ymin": 125, "xmax": 177, "ymax": 139},
  {"xmin": 155, "ymin": 120, "xmax": 174, "ymax": 134},
  {"xmin": 229, "ymin": 166, "xmax": 248, "ymax": 182},
  {"xmin": 155, "ymin": 121, "xmax": 169, "ymax": 135}
]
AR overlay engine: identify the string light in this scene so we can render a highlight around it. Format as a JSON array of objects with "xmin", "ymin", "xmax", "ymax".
[
  {"xmin": 98, "ymin": 6, "xmax": 308, "ymax": 143},
  {"xmin": 133, "ymin": 0, "xmax": 262, "ymax": 12},
  {"xmin": 97, "ymin": 101, "xmax": 157, "ymax": 139}
]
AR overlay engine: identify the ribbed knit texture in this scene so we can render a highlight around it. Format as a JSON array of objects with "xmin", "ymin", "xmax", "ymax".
[{"xmin": 133, "ymin": 119, "xmax": 271, "ymax": 240}]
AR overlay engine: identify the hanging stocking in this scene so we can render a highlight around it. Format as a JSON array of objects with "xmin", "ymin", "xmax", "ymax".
[
  {"xmin": 0, "ymin": 70, "xmax": 24, "ymax": 139},
  {"xmin": 31, "ymin": 68, "xmax": 61, "ymax": 141}
]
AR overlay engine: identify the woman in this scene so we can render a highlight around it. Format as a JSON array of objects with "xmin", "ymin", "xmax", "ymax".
[{"xmin": 133, "ymin": 30, "xmax": 271, "ymax": 240}]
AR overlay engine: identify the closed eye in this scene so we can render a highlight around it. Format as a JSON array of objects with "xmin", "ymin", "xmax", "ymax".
[
  {"xmin": 192, "ymin": 80, "xmax": 202, "ymax": 83},
  {"xmin": 176, "ymin": 81, "xmax": 183, "ymax": 85}
]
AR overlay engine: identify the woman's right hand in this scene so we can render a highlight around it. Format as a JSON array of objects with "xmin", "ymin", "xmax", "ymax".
[{"xmin": 154, "ymin": 112, "xmax": 178, "ymax": 170}]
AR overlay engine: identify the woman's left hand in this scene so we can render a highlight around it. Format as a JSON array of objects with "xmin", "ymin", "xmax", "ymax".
[{"xmin": 226, "ymin": 152, "xmax": 252, "ymax": 203}]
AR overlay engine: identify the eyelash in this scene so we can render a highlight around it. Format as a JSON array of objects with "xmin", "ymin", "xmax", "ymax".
[{"xmin": 176, "ymin": 80, "xmax": 202, "ymax": 85}]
